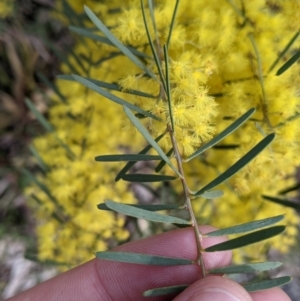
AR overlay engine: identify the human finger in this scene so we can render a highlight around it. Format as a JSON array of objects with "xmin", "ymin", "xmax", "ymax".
[
  {"xmin": 250, "ymin": 287, "xmax": 291, "ymax": 301},
  {"xmin": 172, "ymin": 275, "xmax": 291, "ymax": 301},
  {"xmin": 173, "ymin": 276, "xmax": 252, "ymax": 301},
  {"xmin": 95, "ymin": 225, "xmax": 231, "ymax": 300},
  {"xmin": 7, "ymin": 225, "xmax": 231, "ymax": 301}
]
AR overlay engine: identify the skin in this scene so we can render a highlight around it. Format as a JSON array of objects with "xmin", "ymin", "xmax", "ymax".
[{"xmin": 7, "ymin": 226, "xmax": 291, "ymax": 301}]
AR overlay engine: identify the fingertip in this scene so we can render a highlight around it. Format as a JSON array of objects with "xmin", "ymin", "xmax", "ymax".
[
  {"xmin": 250, "ymin": 287, "xmax": 292, "ymax": 301},
  {"xmin": 173, "ymin": 276, "xmax": 252, "ymax": 301}
]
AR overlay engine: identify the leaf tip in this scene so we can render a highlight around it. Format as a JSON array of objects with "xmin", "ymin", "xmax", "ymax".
[{"xmin": 83, "ymin": 5, "xmax": 90, "ymax": 12}]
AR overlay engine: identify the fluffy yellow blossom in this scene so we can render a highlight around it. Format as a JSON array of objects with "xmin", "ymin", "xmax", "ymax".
[{"xmin": 113, "ymin": 8, "xmax": 145, "ymax": 44}]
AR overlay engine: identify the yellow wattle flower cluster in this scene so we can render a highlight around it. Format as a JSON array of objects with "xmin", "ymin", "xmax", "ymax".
[
  {"xmin": 118, "ymin": 52, "xmax": 218, "ymax": 156},
  {"xmin": 29, "ymin": 0, "xmax": 300, "ymax": 265}
]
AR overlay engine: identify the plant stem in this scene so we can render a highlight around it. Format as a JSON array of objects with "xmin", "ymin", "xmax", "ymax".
[
  {"xmin": 168, "ymin": 125, "xmax": 207, "ymax": 277},
  {"xmin": 146, "ymin": 0, "xmax": 206, "ymax": 277}
]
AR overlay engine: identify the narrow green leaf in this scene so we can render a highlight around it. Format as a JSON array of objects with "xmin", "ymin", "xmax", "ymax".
[
  {"xmin": 163, "ymin": 45, "xmax": 174, "ymax": 130},
  {"xmin": 69, "ymin": 26, "xmax": 151, "ymax": 59},
  {"xmin": 81, "ymin": 51, "xmax": 122, "ymax": 66},
  {"xmin": 95, "ymin": 251, "xmax": 192, "ymax": 265},
  {"xmin": 276, "ymin": 50, "xmax": 300, "ymax": 76},
  {"xmin": 275, "ymin": 112, "xmax": 300, "ymax": 128},
  {"xmin": 121, "ymin": 173, "xmax": 177, "ymax": 182},
  {"xmin": 140, "ymin": 0, "xmax": 167, "ymax": 90},
  {"xmin": 209, "ymin": 262, "xmax": 282, "ymax": 274},
  {"xmin": 37, "ymin": 73, "xmax": 66, "ymax": 103},
  {"xmin": 147, "ymin": 1, "xmax": 155, "ymax": 23},
  {"xmin": 144, "ymin": 285, "xmax": 188, "ymax": 297},
  {"xmin": 173, "ymin": 223, "xmax": 191, "ymax": 228},
  {"xmin": 135, "ymin": 113, "xmax": 149, "ymax": 119},
  {"xmin": 31, "ymin": 193, "xmax": 65, "ymax": 224},
  {"xmin": 97, "ymin": 203, "xmax": 181, "ymax": 211},
  {"xmin": 198, "ymin": 190, "xmax": 224, "ymax": 199},
  {"xmin": 69, "ymin": 48, "xmax": 87, "ymax": 74},
  {"xmin": 72, "ymin": 75, "xmax": 160, "ymax": 121},
  {"xmin": 213, "ymin": 144, "xmax": 239, "ymax": 150},
  {"xmin": 262, "ymin": 195, "xmax": 300, "ymax": 211},
  {"xmin": 84, "ymin": 6, "xmax": 156, "ymax": 79},
  {"xmin": 206, "ymin": 215, "xmax": 284, "ymax": 237},
  {"xmin": 27, "ymin": 98, "xmax": 74, "ymax": 158},
  {"xmin": 186, "ymin": 108, "xmax": 256, "ymax": 162},
  {"xmin": 166, "ymin": 0, "xmax": 180, "ymax": 47},
  {"xmin": 204, "ymin": 226, "xmax": 285, "ymax": 252},
  {"xmin": 195, "ymin": 133, "xmax": 275, "ymax": 196},
  {"xmin": 242, "ymin": 276, "xmax": 292, "ymax": 292},
  {"xmin": 124, "ymin": 106, "xmax": 181, "ymax": 176},
  {"xmin": 69, "ymin": 26, "xmax": 114, "ymax": 44},
  {"xmin": 155, "ymin": 148, "xmax": 173, "ymax": 172},
  {"xmin": 57, "ymin": 74, "xmax": 155, "ymax": 98},
  {"xmin": 147, "ymin": 0, "xmax": 157, "ymax": 36},
  {"xmin": 95, "ymin": 154, "xmax": 162, "ymax": 162},
  {"xmin": 105, "ymin": 200, "xmax": 190, "ymax": 225},
  {"xmin": 62, "ymin": 0, "xmax": 85, "ymax": 26},
  {"xmin": 53, "ymin": 132, "xmax": 76, "ymax": 159},
  {"xmin": 268, "ymin": 31, "xmax": 299, "ymax": 73},
  {"xmin": 226, "ymin": 0, "xmax": 246, "ymax": 19},
  {"xmin": 248, "ymin": 34, "xmax": 267, "ymax": 110},
  {"xmin": 279, "ymin": 183, "xmax": 300, "ymax": 195},
  {"xmin": 25, "ymin": 98, "xmax": 54, "ymax": 132},
  {"xmin": 22, "ymin": 169, "xmax": 60, "ymax": 209},
  {"xmin": 115, "ymin": 133, "xmax": 165, "ymax": 181},
  {"xmin": 29, "ymin": 145, "xmax": 49, "ymax": 173}
]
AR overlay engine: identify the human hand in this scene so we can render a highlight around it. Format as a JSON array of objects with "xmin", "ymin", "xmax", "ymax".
[{"xmin": 6, "ymin": 225, "xmax": 291, "ymax": 301}]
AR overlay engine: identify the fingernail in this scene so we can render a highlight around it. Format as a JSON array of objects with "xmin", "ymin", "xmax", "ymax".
[{"xmin": 189, "ymin": 287, "xmax": 242, "ymax": 301}]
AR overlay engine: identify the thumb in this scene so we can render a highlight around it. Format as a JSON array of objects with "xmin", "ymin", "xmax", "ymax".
[{"xmin": 173, "ymin": 276, "xmax": 252, "ymax": 301}]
